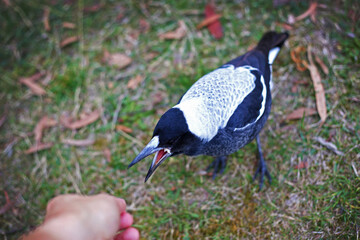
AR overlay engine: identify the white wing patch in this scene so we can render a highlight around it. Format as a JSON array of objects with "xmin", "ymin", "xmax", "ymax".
[
  {"xmin": 174, "ymin": 65, "xmax": 258, "ymax": 141},
  {"xmin": 268, "ymin": 47, "xmax": 280, "ymax": 64}
]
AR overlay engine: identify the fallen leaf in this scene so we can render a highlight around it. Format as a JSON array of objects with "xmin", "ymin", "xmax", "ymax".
[
  {"xmin": 61, "ymin": 110, "xmax": 100, "ymax": 130},
  {"xmin": 60, "ymin": 36, "xmax": 79, "ymax": 48},
  {"xmin": 63, "ymin": 22, "xmax": 76, "ymax": 29},
  {"xmin": 196, "ymin": 13, "xmax": 222, "ymax": 29},
  {"xmin": 294, "ymin": 2, "xmax": 317, "ymax": 22},
  {"xmin": 127, "ymin": 75, "xmax": 143, "ymax": 90},
  {"xmin": 43, "ymin": 7, "xmax": 51, "ymax": 31},
  {"xmin": 62, "ymin": 137, "xmax": 95, "ymax": 146},
  {"xmin": 19, "ymin": 78, "xmax": 46, "ymax": 95},
  {"xmin": 25, "ymin": 142, "xmax": 53, "ymax": 154},
  {"xmin": 103, "ymin": 148, "xmax": 111, "ymax": 162},
  {"xmin": 159, "ymin": 20, "xmax": 187, "ymax": 40},
  {"xmin": 116, "ymin": 125, "xmax": 133, "ymax": 133},
  {"xmin": 144, "ymin": 52, "xmax": 159, "ymax": 61},
  {"xmin": 139, "ymin": 18, "xmax": 150, "ymax": 33},
  {"xmin": 19, "ymin": 72, "xmax": 45, "ymax": 82},
  {"xmin": 107, "ymin": 82, "xmax": 114, "ymax": 89},
  {"xmin": 306, "ymin": 46, "xmax": 327, "ymax": 123},
  {"xmin": 204, "ymin": 4, "xmax": 223, "ymax": 39},
  {"xmin": 83, "ymin": 3, "xmax": 104, "ymax": 12},
  {"xmin": 103, "ymin": 50, "xmax": 132, "ymax": 69},
  {"xmin": 315, "ymin": 56, "xmax": 329, "ymax": 75},
  {"xmin": 2, "ymin": 0, "xmax": 10, "ymax": 7},
  {"xmin": 313, "ymin": 137, "xmax": 344, "ymax": 156},
  {"xmin": 276, "ymin": 22, "xmax": 293, "ymax": 31},
  {"xmin": 286, "ymin": 107, "xmax": 317, "ymax": 121},
  {"xmin": 294, "ymin": 161, "xmax": 308, "ymax": 169},
  {"xmin": 34, "ymin": 116, "xmax": 57, "ymax": 144},
  {"xmin": 0, "ymin": 191, "xmax": 12, "ymax": 215},
  {"xmin": 290, "ymin": 46, "xmax": 307, "ymax": 71}
]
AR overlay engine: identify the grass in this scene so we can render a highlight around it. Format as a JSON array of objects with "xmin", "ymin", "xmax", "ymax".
[{"xmin": 1, "ymin": 0, "xmax": 360, "ymax": 239}]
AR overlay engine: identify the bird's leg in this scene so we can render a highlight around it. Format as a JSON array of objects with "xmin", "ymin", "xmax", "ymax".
[
  {"xmin": 253, "ymin": 135, "xmax": 271, "ymax": 190},
  {"xmin": 206, "ymin": 156, "xmax": 227, "ymax": 179}
]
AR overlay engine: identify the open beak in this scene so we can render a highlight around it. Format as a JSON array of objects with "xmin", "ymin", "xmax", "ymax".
[
  {"xmin": 128, "ymin": 136, "xmax": 172, "ymax": 182},
  {"xmin": 145, "ymin": 148, "xmax": 171, "ymax": 182}
]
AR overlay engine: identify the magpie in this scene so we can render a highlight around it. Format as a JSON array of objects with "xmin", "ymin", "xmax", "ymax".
[{"xmin": 128, "ymin": 31, "xmax": 289, "ymax": 189}]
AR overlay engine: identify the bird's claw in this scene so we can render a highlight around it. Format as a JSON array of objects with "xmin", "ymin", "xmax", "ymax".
[
  {"xmin": 206, "ymin": 156, "xmax": 227, "ymax": 179},
  {"xmin": 253, "ymin": 160, "xmax": 271, "ymax": 190}
]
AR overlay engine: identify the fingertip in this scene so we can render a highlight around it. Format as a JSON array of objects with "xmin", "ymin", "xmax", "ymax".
[
  {"xmin": 120, "ymin": 212, "xmax": 133, "ymax": 229},
  {"xmin": 114, "ymin": 227, "xmax": 140, "ymax": 240},
  {"xmin": 116, "ymin": 198, "xmax": 126, "ymax": 212}
]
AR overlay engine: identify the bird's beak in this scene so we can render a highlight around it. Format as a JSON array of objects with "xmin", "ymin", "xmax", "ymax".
[
  {"xmin": 128, "ymin": 136, "xmax": 172, "ymax": 182},
  {"xmin": 145, "ymin": 147, "xmax": 172, "ymax": 182}
]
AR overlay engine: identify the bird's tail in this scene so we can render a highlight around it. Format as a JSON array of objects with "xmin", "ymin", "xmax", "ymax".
[{"xmin": 256, "ymin": 31, "xmax": 289, "ymax": 64}]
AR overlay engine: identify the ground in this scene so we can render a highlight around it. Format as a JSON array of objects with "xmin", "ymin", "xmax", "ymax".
[{"xmin": 0, "ymin": 0, "xmax": 359, "ymax": 239}]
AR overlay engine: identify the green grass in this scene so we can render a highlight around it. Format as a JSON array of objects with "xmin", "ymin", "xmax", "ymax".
[{"xmin": 1, "ymin": 0, "xmax": 360, "ymax": 239}]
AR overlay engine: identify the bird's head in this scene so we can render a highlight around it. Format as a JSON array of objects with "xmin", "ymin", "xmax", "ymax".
[{"xmin": 128, "ymin": 108, "xmax": 201, "ymax": 182}]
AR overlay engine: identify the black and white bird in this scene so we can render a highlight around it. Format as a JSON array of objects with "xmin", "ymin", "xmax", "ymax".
[{"xmin": 128, "ymin": 31, "xmax": 289, "ymax": 189}]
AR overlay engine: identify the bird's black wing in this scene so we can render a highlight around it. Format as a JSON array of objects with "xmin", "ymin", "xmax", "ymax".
[{"xmin": 225, "ymin": 51, "xmax": 270, "ymax": 130}]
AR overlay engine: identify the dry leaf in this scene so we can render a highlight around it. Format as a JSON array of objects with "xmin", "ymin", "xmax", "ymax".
[
  {"xmin": 19, "ymin": 78, "xmax": 46, "ymax": 95},
  {"xmin": 61, "ymin": 110, "xmax": 100, "ymax": 130},
  {"xmin": 0, "ymin": 191, "xmax": 12, "ymax": 215},
  {"xmin": 159, "ymin": 20, "xmax": 187, "ymax": 40},
  {"xmin": 294, "ymin": 2, "xmax": 317, "ymax": 22},
  {"xmin": 144, "ymin": 52, "xmax": 159, "ymax": 61},
  {"xmin": 107, "ymin": 82, "xmax": 114, "ymax": 89},
  {"xmin": 2, "ymin": 0, "xmax": 11, "ymax": 7},
  {"xmin": 19, "ymin": 72, "xmax": 45, "ymax": 82},
  {"xmin": 43, "ymin": 7, "xmax": 51, "ymax": 31},
  {"xmin": 276, "ymin": 22, "xmax": 293, "ymax": 31},
  {"xmin": 103, "ymin": 148, "xmax": 111, "ymax": 162},
  {"xmin": 139, "ymin": 18, "xmax": 150, "ymax": 33},
  {"xmin": 286, "ymin": 107, "xmax": 317, "ymax": 121},
  {"xmin": 63, "ymin": 22, "xmax": 76, "ymax": 29},
  {"xmin": 196, "ymin": 14, "xmax": 222, "ymax": 29},
  {"xmin": 315, "ymin": 56, "xmax": 329, "ymax": 75},
  {"xmin": 313, "ymin": 137, "xmax": 344, "ymax": 156},
  {"xmin": 116, "ymin": 125, "xmax": 133, "ymax": 133},
  {"xmin": 60, "ymin": 36, "xmax": 79, "ymax": 48},
  {"xmin": 306, "ymin": 46, "xmax": 327, "ymax": 123},
  {"xmin": 25, "ymin": 142, "xmax": 53, "ymax": 154},
  {"xmin": 103, "ymin": 50, "xmax": 132, "ymax": 69},
  {"xmin": 34, "ymin": 116, "xmax": 57, "ymax": 144},
  {"xmin": 204, "ymin": 4, "xmax": 223, "ymax": 39},
  {"xmin": 127, "ymin": 75, "xmax": 143, "ymax": 90},
  {"xmin": 294, "ymin": 161, "xmax": 308, "ymax": 169},
  {"xmin": 62, "ymin": 138, "xmax": 95, "ymax": 146},
  {"xmin": 290, "ymin": 46, "xmax": 307, "ymax": 71}
]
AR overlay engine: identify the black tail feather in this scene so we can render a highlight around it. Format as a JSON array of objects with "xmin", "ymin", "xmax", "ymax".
[{"xmin": 256, "ymin": 31, "xmax": 289, "ymax": 56}]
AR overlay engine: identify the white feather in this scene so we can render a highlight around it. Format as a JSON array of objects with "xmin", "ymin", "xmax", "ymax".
[
  {"xmin": 175, "ymin": 65, "xmax": 257, "ymax": 141},
  {"xmin": 268, "ymin": 47, "xmax": 280, "ymax": 64}
]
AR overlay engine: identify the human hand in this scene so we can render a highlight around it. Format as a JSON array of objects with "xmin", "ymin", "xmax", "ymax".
[{"xmin": 23, "ymin": 193, "xmax": 139, "ymax": 240}]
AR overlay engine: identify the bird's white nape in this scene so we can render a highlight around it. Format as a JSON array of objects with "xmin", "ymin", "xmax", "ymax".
[{"xmin": 268, "ymin": 47, "xmax": 280, "ymax": 64}]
